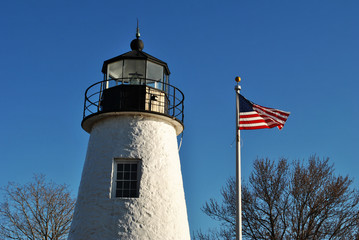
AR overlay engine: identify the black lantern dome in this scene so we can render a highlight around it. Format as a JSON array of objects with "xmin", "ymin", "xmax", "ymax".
[{"xmin": 81, "ymin": 29, "xmax": 184, "ymax": 134}]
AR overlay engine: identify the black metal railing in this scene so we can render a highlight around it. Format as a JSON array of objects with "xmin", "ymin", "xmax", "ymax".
[{"xmin": 83, "ymin": 78, "xmax": 184, "ymax": 123}]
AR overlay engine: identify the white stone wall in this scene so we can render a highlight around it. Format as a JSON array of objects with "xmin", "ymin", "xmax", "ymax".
[{"xmin": 68, "ymin": 114, "xmax": 190, "ymax": 240}]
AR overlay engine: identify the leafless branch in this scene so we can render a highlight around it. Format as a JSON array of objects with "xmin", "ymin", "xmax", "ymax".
[
  {"xmin": 196, "ymin": 156, "xmax": 359, "ymax": 240},
  {"xmin": 0, "ymin": 174, "xmax": 76, "ymax": 240}
]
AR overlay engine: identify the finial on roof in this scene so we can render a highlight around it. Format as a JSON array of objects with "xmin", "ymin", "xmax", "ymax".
[
  {"xmin": 130, "ymin": 19, "xmax": 144, "ymax": 51},
  {"xmin": 136, "ymin": 19, "xmax": 140, "ymax": 39}
]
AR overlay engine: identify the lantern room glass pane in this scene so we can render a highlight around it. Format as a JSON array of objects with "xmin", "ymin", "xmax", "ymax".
[
  {"xmin": 123, "ymin": 59, "xmax": 146, "ymax": 85},
  {"xmin": 146, "ymin": 61, "xmax": 163, "ymax": 90},
  {"xmin": 164, "ymin": 73, "xmax": 169, "ymax": 93},
  {"xmin": 108, "ymin": 60, "xmax": 123, "ymax": 79}
]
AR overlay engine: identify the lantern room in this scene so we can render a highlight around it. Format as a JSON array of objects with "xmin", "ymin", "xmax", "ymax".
[
  {"xmin": 102, "ymin": 32, "xmax": 170, "ymax": 91},
  {"xmin": 101, "ymin": 36, "xmax": 170, "ymax": 91},
  {"xmin": 81, "ymin": 28, "xmax": 184, "ymax": 134}
]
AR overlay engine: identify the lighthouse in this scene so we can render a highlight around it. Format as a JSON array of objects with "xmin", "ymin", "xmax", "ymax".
[{"xmin": 68, "ymin": 27, "xmax": 190, "ymax": 240}]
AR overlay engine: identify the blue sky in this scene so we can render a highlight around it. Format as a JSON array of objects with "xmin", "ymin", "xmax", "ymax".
[{"xmin": 1, "ymin": 0, "xmax": 359, "ymax": 236}]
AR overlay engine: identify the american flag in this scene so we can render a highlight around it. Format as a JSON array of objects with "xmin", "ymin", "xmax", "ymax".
[{"xmin": 238, "ymin": 94, "xmax": 290, "ymax": 130}]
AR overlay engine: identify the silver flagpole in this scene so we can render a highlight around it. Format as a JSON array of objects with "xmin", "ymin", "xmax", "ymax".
[{"xmin": 235, "ymin": 77, "xmax": 242, "ymax": 240}]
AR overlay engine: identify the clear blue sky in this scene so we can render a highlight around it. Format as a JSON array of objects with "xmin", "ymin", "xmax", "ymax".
[{"xmin": 1, "ymin": 0, "xmax": 359, "ymax": 236}]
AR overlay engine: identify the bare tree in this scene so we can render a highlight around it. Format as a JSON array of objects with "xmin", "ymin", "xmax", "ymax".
[
  {"xmin": 0, "ymin": 174, "xmax": 76, "ymax": 240},
  {"xmin": 196, "ymin": 156, "xmax": 359, "ymax": 240}
]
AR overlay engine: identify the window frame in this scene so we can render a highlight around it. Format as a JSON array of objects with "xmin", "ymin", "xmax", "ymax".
[{"xmin": 111, "ymin": 158, "xmax": 141, "ymax": 199}]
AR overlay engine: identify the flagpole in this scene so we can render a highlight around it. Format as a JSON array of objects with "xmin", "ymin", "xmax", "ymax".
[{"xmin": 235, "ymin": 77, "xmax": 242, "ymax": 240}]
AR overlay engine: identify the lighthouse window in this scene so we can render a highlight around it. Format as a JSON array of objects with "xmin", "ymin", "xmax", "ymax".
[
  {"xmin": 123, "ymin": 59, "xmax": 145, "ymax": 84},
  {"xmin": 114, "ymin": 161, "xmax": 139, "ymax": 198},
  {"xmin": 146, "ymin": 61, "xmax": 163, "ymax": 89},
  {"xmin": 108, "ymin": 60, "xmax": 123, "ymax": 80}
]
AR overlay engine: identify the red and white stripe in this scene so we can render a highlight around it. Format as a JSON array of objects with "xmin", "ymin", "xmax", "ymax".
[{"xmin": 239, "ymin": 104, "xmax": 290, "ymax": 130}]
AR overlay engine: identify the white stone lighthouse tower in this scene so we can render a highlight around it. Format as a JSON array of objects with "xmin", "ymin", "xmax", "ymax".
[{"xmin": 68, "ymin": 28, "xmax": 190, "ymax": 240}]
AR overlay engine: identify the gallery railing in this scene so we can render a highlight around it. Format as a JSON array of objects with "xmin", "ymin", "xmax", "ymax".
[{"xmin": 82, "ymin": 78, "xmax": 184, "ymax": 124}]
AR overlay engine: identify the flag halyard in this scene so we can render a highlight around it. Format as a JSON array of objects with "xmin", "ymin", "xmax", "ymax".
[{"xmin": 238, "ymin": 94, "xmax": 290, "ymax": 130}]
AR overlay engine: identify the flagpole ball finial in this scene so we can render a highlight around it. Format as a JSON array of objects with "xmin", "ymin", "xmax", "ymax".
[{"xmin": 235, "ymin": 76, "xmax": 241, "ymax": 82}]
